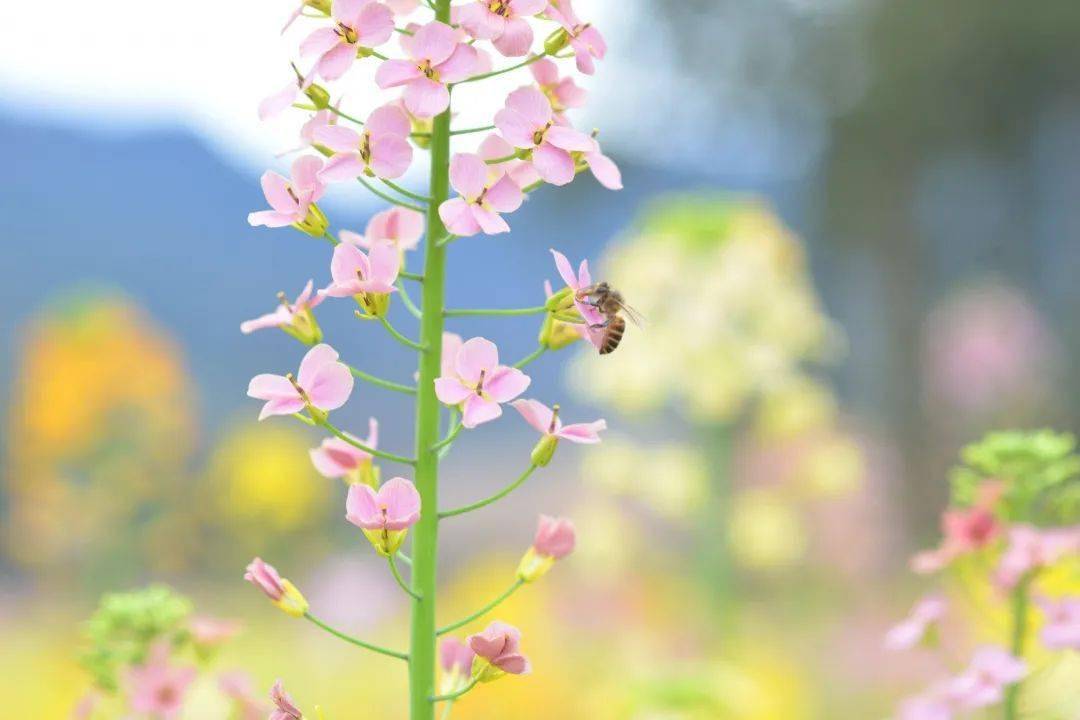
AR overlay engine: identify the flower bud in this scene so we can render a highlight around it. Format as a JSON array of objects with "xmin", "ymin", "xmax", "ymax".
[
  {"xmin": 544, "ymin": 28, "xmax": 570, "ymax": 55},
  {"xmin": 516, "ymin": 547, "xmax": 555, "ymax": 583},
  {"xmin": 281, "ymin": 306, "xmax": 323, "ymax": 346},
  {"xmin": 539, "ymin": 314, "xmax": 582, "ymax": 351},
  {"xmin": 529, "ymin": 434, "xmax": 559, "ymax": 467},
  {"xmin": 303, "ymin": 83, "xmax": 331, "ymax": 110},
  {"xmin": 544, "ymin": 286, "xmax": 575, "ymax": 312},
  {"xmin": 292, "ymin": 202, "xmax": 329, "ymax": 238},
  {"xmin": 244, "ymin": 558, "xmax": 309, "ymax": 617},
  {"xmin": 517, "ymin": 516, "xmax": 576, "ymax": 582}
]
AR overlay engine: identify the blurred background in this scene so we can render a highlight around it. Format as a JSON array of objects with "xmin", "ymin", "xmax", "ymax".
[{"xmin": 3, "ymin": 0, "xmax": 1080, "ymax": 717}]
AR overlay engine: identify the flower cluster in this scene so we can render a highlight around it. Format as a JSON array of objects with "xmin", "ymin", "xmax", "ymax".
[{"xmin": 238, "ymin": 0, "xmax": 620, "ymax": 713}]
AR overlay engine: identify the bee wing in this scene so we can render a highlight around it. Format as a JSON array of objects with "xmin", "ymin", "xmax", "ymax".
[{"xmin": 613, "ymin": 299, "xmax": 646, "ymax": 327}]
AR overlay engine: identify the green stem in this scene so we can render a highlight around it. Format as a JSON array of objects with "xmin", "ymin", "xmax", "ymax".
[
  {"xmin": 431, "ymin": 417, "xmax": 462, "ymax": 452},
  {"xmin": 319, "ymin": 418, "xmax": 416, "ymax": 466},
  {"xmin": 304, "ymin": 612, "xmax": 409, "ymax": 661},
  {"xmin": 439, "ymin": 465, "xmax": 537, "ymax": 519},
  {"xmin": 1003, "ymin": 576, "xmax": 1031, "ymax": 720},
  {"xmin": 322, "ymin": 230, "xmax": 339, "ymax": 245},
  {"xmin": 437, "ymin": 579, "xmax": 524, "ymax": 636},
  {"xmin": 397, "ymin": 551, "xmax": 413, "ymax": 566},
  {"xmin": 484, "ymin": 153, "xmax": 519, "ymax": 165},
  {"xmin": 409, "ymin": 2, "xmax": 452, "ymax": 710},
  {"xmin": 358, "ymin": 175, "xmax": 426, "ymax": 213},
  {"xmin": 400, "ymin": 270, "xmax": 425, "ymax": 282},
  {"xmin": 380, "ymin": 316, "xmax": 426, "ymax": 351},
  {"xmin": 453, "ymin": 52, "xmax": 547, "ymax": 85},
  {"xmin": 382, "ymin": 178, "xmax": 433, "ymax": 204},
  {"xmin": 397, "ymin": 280, "xmax": 424, "ymax": 319},
  {"xmin": 430, "ymin": 676, "xmax": 479, "ymax": 702},
  {"xmin": 444, "ymin": 306, "xmax": 547, "ymax": 317},
  {"xmin": 439, "ymin": 702, "xmax": 454, "ymax": 720},
  {"xmin": 513, "ymin": 345, "xmax": 546, "ymax": 369},
  {"xmin": 450, "ymin": 124, "xmax": 496, "ymax": 136},
  {"xmin": 326, "ymin": 105, "xmax": 366, "ymax": 127},
  {"xmin": 348, "ymin": 364, "xmax": 417, "ymax": 395},
  {"xmin": 390, "ymin": 555, "xmax": 423, "ymax": 600}
]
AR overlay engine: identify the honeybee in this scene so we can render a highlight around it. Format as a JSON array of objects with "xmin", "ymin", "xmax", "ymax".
[{"xmin": 575, "ymin": 281, "xmax": 643, "ymax": 355}]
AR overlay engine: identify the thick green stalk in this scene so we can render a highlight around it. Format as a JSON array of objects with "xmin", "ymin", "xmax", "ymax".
[{"xmin": 409, "ymin": 0, "xmax": 452, "ymax": 713}]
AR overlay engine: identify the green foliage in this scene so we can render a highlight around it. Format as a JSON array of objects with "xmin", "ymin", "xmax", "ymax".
[
  {"xmin": 79, "ymin": 585, "xmax": 193, "ymax": 693},
  {"xmin": 950, "ymin": 430, "xmax": 1080, "ymax": 525}
]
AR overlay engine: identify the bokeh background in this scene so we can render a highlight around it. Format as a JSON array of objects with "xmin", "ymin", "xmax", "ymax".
[{"xmin": 3, "ymin": 0, "xmax": 1080, "ymax": 717}]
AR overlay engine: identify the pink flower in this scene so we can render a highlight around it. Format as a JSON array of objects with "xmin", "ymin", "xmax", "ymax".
[
  {"xmin": 530, "ymin": 58, "xmax": 587, "ymax": 120},
  {"xmin": 248, "ymin": 156, "xmax": 327, "ymax": 232},
  {"xmin": 434, "ymin": 337, "xmax": 531, "ymax": 428},
  {"xmin": 259, "ymin": 76, "xmax": 304, "ymax": 121},
  {"xmin": 1035, "ymin": 595, "xmax": 1080, "ymax": 650},
  {"xmin": 995, "ymin": 524, "xmax": 1080, "ymax": 590},
  {"xmin": 478, "ymin": 133, "xmax": 539, "ymax": 188},
  {"xmin": 310, "ymin": 417, "xmax": 380, "ymax": 486},
  {"xmin": 910, "ymin": 485, "xmax": 1003, "ymax": 574},
  {"xmin": 468, "ymin": 622, "xmax": 531, "ymax": 678},
  {"xmin": 300, "ymin": 107, "xmax": 337, "ymax": 146},
  {"xmin": 532, "ymin": 515, "xmax": 575, "ymax": 558},
  {"xmin": 948, "ymin": 647, "xmax": 1027, "ymax": 710},
  {"xmin": 341, "ymin": 206, "xmax": 425, "ymax": 252},
  {"xmin": 550, "ymin": 248, "xmax": 605, "ymax": 349},
  {"xmin": 439, "ymin": 637, "xmax": 475, "ymax": 694},
  {"xmin": 244, "ymin": 558, "xmax": 310, "ymax": 616},
  {"xmin": 240, "ymin": 279, "xmax": 325, "ymax": 344},
  {"xmin": 316, "ymin": 104, "xmax": 413, "ymax": 181},
  {"xmin": 385, "ymin": 0, "xmax": 420, "ymax": 13},
  {"xmin": 346, "ymin": 476, "xmax": 421, "ymax": 555},
  {"xmin": 125, "ymin": 643, "xmax": 196, "ymax": 719},
  {"xmin": 300, "ymin": 0, "xmax": 395, "ymax": 82},
  {"xmin": 438, "ymin": 153, "xmax": 524, "ymax": 236},
  {"xmin": 512, "ymin": 398, "xmax": 606, "ymax": 444},
  {"xmin": 247, "ymin": 343, "xmax": 354, "ymax": 420},
  {"xmin": 269, "ymin": 679, "xmax": 303, "ymax": 720},
  {"xmin": 218, "ymin": 672, "xmax": 267, "ymax": 720},
  {"xmin": 897, "ymin": 687, "xmax": 955, "ymax": 720},
  {"xmin": 495, "ymin": 87, "xmax": 594, "ymax": 185},
  {"xmin": 457, "ymin": 0, "xmax": 547, "ymax": 57},
  {"xmin": 545, "ymin": 0, "xmax": 606, "ymax": 75},
  {"xmin": 441, "ymin": 332, "xmax": 464, "ymax": 376},
  {"xmin": 885, "ymin": 594, "xmax": 947, "ymax": 651},
  {"xmin": 321, "ymin": 240, "xmax": 402, "ymax": 297},
  {"xmin": 188, "ymin": 615, "xmax": 241, "ymax": 647},
  {"xmin": 581, "ymin": 140, "xmax": 622, "ymax": 190},
  {"xmin": 375, "ymin": 21, "xmax": 479, "ymax": 118}
]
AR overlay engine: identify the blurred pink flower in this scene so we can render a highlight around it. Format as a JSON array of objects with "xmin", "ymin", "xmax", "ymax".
[
  {"xmin": 247, "ymin": 344, "xmax": 354, "ymax": 420},
  {"xmin": 218, "ymin": 672, "xmax": 268, "ymax": 720},
  {"xmin": 125, "ymin": 643, "xmax": 196, "ymax": 719},
  {"xmin": 434, "ymin": 337, "xmax": 531, "ymax": 427},
  {"xmin": 532, "ymin": 515, "xmax": 576, "ymax": 558},
  {"xmin": 270, "ymin": 679, "xmax": 303, "ymax": 720},
  {"xmin": 440, "ymin": 636, "xmax": 476, "ymax": 675},
  {"xmin": 375, "ymin": 21, "xmax": 479, "ymax": 117},
  {"xmin": 300, "ymin": 0, "xmax": 395, "ymax": 82},
  {"xmin": 244, "ymin": 558, "xmax": 288, "ymax": 602},
  {"xmin": 512, "ymin": 398, "xmax": 605, "ymax": 444},
  {"xmin": 241, "ymin": 280, "xmax": 325, "ymax": 335},
  {"xmin": 995, "ymin": 524, "xmax": 1080, "ymax": 590},
  {"xmin": 545, "ymin": 0, "xmax": 606, "ymax": 74},
  {"xmin": 188, "ymin": 615, "xmax": 241, "ymax": 647},
  {"xmin": 439, "ymin": 153, "xmax": 523, "ymax": 236},
  {"xmin": 911, "ymin": 484, "xmax": 1003, "ymax": 574},
  {"xmin": 495, "ymin": 87, "xmax": 593, "ymax": 186},
  {"xmin": 321, "ymin": 240, "xmax": 402, "ymax": 297},
  {"xmin": 885, "ymin": 594, "xmax": 947, "ymax": 651},
  {"xmin": 342, "ymin": 206, "xmax": 425, "ymax": 251},
  {"xmin": 530, "ymin": 58, "xmax": 586, "ymax": 121},
  {"xmin": 897, "ymin": 687, "xmax": 954, "ymax": 720},
  {"xmin": 385, "ymin": 0, "xmax": 419, "ymax": 13},
  {"xmin": 1035, "ymin": 595, "xmax": 1080, "ymax": 650},
  {"xmin": 316, "ymin": 104, "xmax": 413, "ymax": 181},
  {"xmin": 457, "ymin": 0, "xmax": 546, "ymax": 56},
  {"xmin": 949, "ymin": 646, "xmax": 1027, "ymax": 710},
  {"xmin": 248, "ymin": 156, "xmax": 326, "ymax": 229},
  {"xmin": 310, "ymin": 417, "xmax": 378, "ymax": 478},
  {"xmin": 468, "ymin": 621, "xmax": 531, "ymax": 676}
]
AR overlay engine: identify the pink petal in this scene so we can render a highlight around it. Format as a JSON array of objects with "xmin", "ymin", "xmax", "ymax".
[
  {"xmin": 434, "ymin": 376, "xmax": 473, "ymax": 405},
  {"xmin": 511, "ymin": 0, "xmax": 547, "ymax": 15},
  {"xmin": 439, "ymin": 197, "xmax": 482, "ymax": 236},
  {"xmin": 346, "ymin": 483, "xmax": 381, "ymax": 528},
  {"xmin": 435, "ymin": 43, "xmax": 480, "ymax": 83},
  {"xmin": 330, "ymin": 242, "xmax": 371, "ymax": 289},
  {"xmin": 456, "ymin": 337, "xmax": 499, "ymax": 382},
  {"xmin": 556, "ymin": 419, "xmax": 606, "ymax": 443},
  {"xmin": 458, "ymin": 3, "xmax": 503, "ymax": 40},
  {"xmin": 492, "ymin": 18, "xmax": 533, "ymax": 57},
  {"xmin": 448, "ymin": 153, "xmax": 488, "ymax": 199},
  {"xmin": 240, "ymin": 308, "xmax": 291, "ymax": 334},
  {"xmin": 333, "ymin": 0, "xmax": 369, "ymax": 26},
  {"xmin": 370, "ymin": 134, "xmax": 414, "ymax": 179},
  {"xmin": 404, "ymin": 77, "xmax": 450, "ymax": 118},
  {"xmin": 586, "ymin": 151, "xmax": 622, "ymax": 190},
  {"xmin": 506, "ymin": 86, "xmax": 552, "ymax": 128},
  {"xmin": 478, "ymin": 132, "xmax": 515, "ymax": 161},
  {"xmin": 462, "ymin": 394, "xmax": 502, "ymax": 428},
  {"xmin": 248, "ymin": 210, "xmax": 297, "ymax": 228},
  {"xmin": 248, "ymin": 373, "xmax": 298, "ymax": 401},
  {"xmin": 494, "ymin": 107, "xmax": 538, "ymax": 149},
  {"xmin": 578, "ymin": 25, "xmax": 606, "ymax": 59},
  {"xmin": 555, "ymin": 77, "xmax": 588, "ymax": 108},
  {"xmin": 411, "ymin": 21, "xmax": 457, "ymax": 64},
  {"xmin": 368, "ymin": 241, "xmax": 402, "ymax": 285},
  {"xmin": 549, "ymin": 248, "xmax": 578, "ymax": 289},
  {"xmin": 367, "ymin": 206, "xmax": 424, "ymax": 248},
  {"xmin": 300, "ymin": 27, "xmax": 342, "ymax": 58},
  {"xmin": 319, "ymin": 153, "xmax": 367, "ymax": 183},
  {"xmin": 471, "ymin": 204, "xmax": 510, "ymax": 235},
  {"xmin": 292, "ymin": 155, "xmax": 325, "ymax": 194},
  {"xmin": 297, "ymin": 344, "xmax": 341, "ymax": 387},
  {"xmin": 379, "ymin": 477, "xmax": 422, "ymax": 529},
  {"xmin": 367, "ymin": 104, "xmax": 412, "ymax": 137},
  {"xmin": 483, "ymin": 174, "xmax": 523, "ymax": 213},
  {"xmin": 314, "ymin": 125, "xmax": 362, "ymax": 153},
  {"xmin": 304, "ymin": 361, "xmax": 354, "ymax": 410},
  {"xmin": 316, "ymin": 42, "xmax": 359, "ymax": 81},
  {"xmin": 259, "ymin": 82, "xmax": 299, "ymax": 121},
  {"xmin": 531, "ymin": 142, "xmax": 575, "ymax": 186},
  {"xmin": 375, "ymin": 59, "xmax": 423, "ymax": 89},
  {"xmin": 355, "ymin": 2, "xmax": 395, "ymax": 47},
  {"xmin": 259, "ymin": 396, "xmax": 307, "ymax": 420},
  {"xmin": 260, "ymin": 171, "xmax": 297, "ymax": 214},
  {"xmin": 530, "ymin": 58, "xmax": 559, "ymax": 86},
  {"xmin": 544, "ymin": 125, "xmax": 594, "ymax": 152},
  {"xmin": 511, "ymin": 398, "xmax": 552, "ymax": 434},
  {"xmin": 482, "ymin": 366, "xmax": 530, "ymax": 402}
]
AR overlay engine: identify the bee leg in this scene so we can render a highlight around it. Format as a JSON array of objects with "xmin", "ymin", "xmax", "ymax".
[{"xmin": 589, "ymin": 319, "xmax": 611, "ymax": 329}]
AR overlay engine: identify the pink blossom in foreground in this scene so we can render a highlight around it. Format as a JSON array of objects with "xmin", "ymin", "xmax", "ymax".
[
  {"xmin": 346, "ymin": 476, "xmax": 422, "ymax": 555},
  {"xmin": 469, "ymin": 622, "xmax": 531, "ymax": 679},
  {"xmin": 512, "ymin": 399, "xmax": 606, "ymax": 444},
  {"xmin": 310, "ymin": 417, "xmax": 380, "ymax": 486},
  {"xmin": 300, "ymin": 0, "xmax": 395, "ymax": 82},
  {"xmin": 240, "ymin": 279, "xmax": 325, "ymax": 344},
  {"xmin": 545, "ymin": 0, "xmax": 606, "ymax": 75},
  {"xmin": 439, "ymin": 637, "xmax": 476, "ymax": 694},
  {"xmin": 248, "ymin": 156, "xmax": 327, "ymax": 231},
  {"xmin": 321, "ymin": 240, "xmax": 401, "ymax": 298},
  {"xmin": 1035, "ymin": 595, "xmax": 1080, "ymax": 650},
  {"xmin": 478, "ymin": 133, "xmax": 539, "ymax": 188},
  {"xmin": 316, "ymin": 104, "xmax": 413, "ymax": 181},
  {"xmin": 995, "ymin": 524, "xmax": 1080, "ymax": 590},
  {"xmin": 375, "ymin": 21, "xmax": 479, "ymax": 117},
  {"xmin": 530, "ymin": 58, "xmax": 587, "ymax": 121},
  {"xmin": 218, "ymin": 672, "xmax": 268, "ymax": 720},
  {"xmin": 244, "ymin": 558, "xmax": 310, "ymax": 616},
  {"xmin": 341, "ymin": 206, "xmax": 425, "ymax": 251},
  {"xmin": 495, "ymin": 87, "xmax": 594, "ymax": 185},
  {"xmin": 910, "ymin": 484, "xmax": 1003, "ymax": 574},
  {"xmin": 434, "ymin": 337, "xmax": 531, "ymax": 427},
  {"xmin": 125, "ymin": 643, "xmax": 196, "ymax": 719},
  {"xmin": 457, "ymin": 0, "xmax": 546, "ymax": 57},
  {"xmin": 438, "ymin": 153, "xmax": 524, "ymax": 236},
  {"xmin": 247, "ymin": 344, "xmax": 354, "ymax": 420},
  {"xmin": 897, "ymin": 686, "xmax": 955, "ymax": 720},
  {"xmin": 270, "ymin": 679, "xmax": 303, "ymax": 720},
  {"xmin": 884, "ymin": 594, "xmax": 947, "ymax": 651},
  {"xmin": 948, "ymin": 647, "xmax": 1027, "ymax": 711},
  {"xmin": 550, "ymin": 248, "xmax": 605, "ymax": 350}
]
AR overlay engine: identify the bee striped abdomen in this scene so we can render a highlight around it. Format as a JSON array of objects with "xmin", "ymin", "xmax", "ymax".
[{"xmin": 599, "ymin": 315, "xmax": 625, "ymax": 355}]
